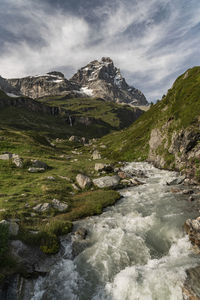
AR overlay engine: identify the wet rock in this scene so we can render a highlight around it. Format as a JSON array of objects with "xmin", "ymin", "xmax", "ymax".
[
  {"xmin": 52, "ymin": 199, "xmax": 68, "ymax": 212},
  {"xmin": 184, "ymin": 266, "xmax": 200, "ymax": 300},
  {"xmin": 167, "ymin": 176, "xmax": 186, "ymax": 185},
  {"xmin": 33, "ymin": 203, "xmax": 51, "ymax": 212},
  {"xmin": 74, "ymin": 227, "xmax": 87, "ymax": 239},
  {"xmin": 93, "ymin": 175, "xmax": 120, "ymax": 188},
  {"xmin": 32, "ymin": 160, "xmax": 49, "ymax": 170},
  {"xmin": 28, "ymin": 167, "xmax": 45, "ymax": 173},
  {"xmin": 185, "ymin": 217, "xmax": 200, "ymax": 248},
  {"xmin": 92, "ymin": 150, "xmax": 101, "ymax": 160},
  {"xmin": 76, "ymin": 174, "xmax": 92, "ymax": 189},
  {"xmin": 72, "ymin": 227, "xmax": 89, "ymax": 257}
]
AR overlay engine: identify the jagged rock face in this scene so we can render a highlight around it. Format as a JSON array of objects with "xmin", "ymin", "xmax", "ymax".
[
  {"xmin": 7, "ymin": 72, "xmax": 80, "ymax": 99},
  {"xmin": 70, "ymin": 57, "xmax": 148, "ymax": 105}
]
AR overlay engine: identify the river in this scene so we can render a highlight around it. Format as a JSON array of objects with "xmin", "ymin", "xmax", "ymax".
[{"xmin": 30, "ymin": 162, "xmax": 200, "ymax": 300}]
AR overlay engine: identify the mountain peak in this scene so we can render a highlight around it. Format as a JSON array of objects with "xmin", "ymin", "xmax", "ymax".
[{"xmin": 70, "ymin": 58, "xmax": 148, "ymax": 105}]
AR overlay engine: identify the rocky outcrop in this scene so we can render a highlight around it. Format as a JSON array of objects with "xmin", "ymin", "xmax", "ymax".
[
  {"xmin": 148, "ymin": 125, "xmax": 200, "ymax": 181},
  {"xmin": 70, "ymin": 57, "xmax": 148, "ymax": 105}
]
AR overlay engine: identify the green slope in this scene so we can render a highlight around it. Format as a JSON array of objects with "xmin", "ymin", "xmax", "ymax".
[{"xmin": 101, "ymin": 67, "xmax": 200, "ymax": 180}]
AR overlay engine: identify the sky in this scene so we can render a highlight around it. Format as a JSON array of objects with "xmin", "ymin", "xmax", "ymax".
[{"xmin": 0, "ymin": 0, "xmax": 200, "ymax": 102}]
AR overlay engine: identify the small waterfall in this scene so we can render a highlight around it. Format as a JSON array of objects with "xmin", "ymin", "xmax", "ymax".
[{"xmin": 68, "ymin": 115, "xmax": 73, "ymax": 127}]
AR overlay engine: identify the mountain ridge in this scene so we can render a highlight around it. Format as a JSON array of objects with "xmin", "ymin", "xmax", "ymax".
[{"xmin": 1, "ymin": 57, "xmax": 148, "ymax": 106}]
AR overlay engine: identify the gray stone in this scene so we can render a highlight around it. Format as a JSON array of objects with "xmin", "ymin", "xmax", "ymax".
[
  {"xmin": 33, "ymin": 203, "xmax": 51, "ymax": 212},
  {"xmin": 52, "ymin": 199, "xmax": 68, "ymax": 212},
  {"xmin": 76, "ymin": 174, "xmax": 92, "ymax": 189},
  {"xmin": 92, "ymin": 150, "xmax": 101, "ymax": 160},
  {"xmin": 32, "ymin": 160, "xmax": 49, "ymax": 170},
  {"xmin": 167, "ymin": 176, "xmax": 186, "ymax": 186},
  {"xmin": 93, "ymin": 175, "xmax": 120, "ymax": 188},
  {"xmin": 0, "ymin": 153, "xmax": 12, "ymax": 160},
  {"xmin": 28, "ymin": 167, "xmax": 45, "ymax": 173}
]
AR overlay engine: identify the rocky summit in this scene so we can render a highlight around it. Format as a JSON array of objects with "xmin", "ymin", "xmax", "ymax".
[
  {"xmin": 2, "ymin": 57, "xmax": 148, "ymax": 105},
  {"xmin": 70, "ymin": 57, "xmax": 148, "ymax": 105}
]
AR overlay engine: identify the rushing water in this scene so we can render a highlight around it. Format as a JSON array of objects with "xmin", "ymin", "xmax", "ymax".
[{"xmin": 31, "ymin": 162, "xmax": 200, "ymax": 300}]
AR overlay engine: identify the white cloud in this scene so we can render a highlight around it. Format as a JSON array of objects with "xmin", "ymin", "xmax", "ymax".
[{"xmin": 0, "ymin": 0, "xmax": 200, "ymax": 101}]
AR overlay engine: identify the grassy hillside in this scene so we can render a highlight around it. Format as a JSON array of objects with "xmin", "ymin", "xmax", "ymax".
[
  {"xmin": 37, "ymin": 96, "xmax": 143, "ymax": 134},
  {"xmin": 101, "ymin": 67, "xmax": 200, "ymax": 179}
]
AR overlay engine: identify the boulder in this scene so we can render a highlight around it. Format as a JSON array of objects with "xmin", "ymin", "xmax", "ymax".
[
  {"xmin": 12, "ymin": 154, "xmax": 23, "ymax": 168},
  {"xmin": 76, "ymin": 174, "xmax": 92, "ymax": 189},
  {"xmin": 166, "ymin": 176, "xmax": 185, "ymax": 185},
  {"xmin": 93, "ymin": 175, "xmax": 120, "ymax": 188},
  {"xmin": 92, "ymin": 150, "xmax": 101, "ymax": 160},
  {"xmin": 33, "ymin": 203, "xmax": 51, "ymax": 212},
  {"xmin": 0, "ymin": 220, "xmax": 19, "ymax": 236},
  {"xmin": 32, "ymin": 160, "xmax": 49, "ymax": 170},
  {"xmin": 52, "ymin": 199, "xmax": 68, "ymax": 212},
  {"xmin": 28, "ymin": 167, "xmax": 45, "ymax": 173},
  {"xmin": 0, "ymin": 153, "xmax": 12, "ymax": 160}
]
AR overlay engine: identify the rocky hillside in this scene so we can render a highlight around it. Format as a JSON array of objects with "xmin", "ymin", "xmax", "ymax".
[
  {"xmin": 101, "ymin": 67, "xmax": 200, "ymax": 183},
  {"xmin": 3, "ymin": 58, "xmax": 148, "ymax": 105},
  {"xmin": 70, "ymin": 57, "xmax": 148, "ymax": 105}
]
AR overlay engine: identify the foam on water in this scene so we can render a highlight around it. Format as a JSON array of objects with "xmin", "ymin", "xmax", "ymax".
[{"xmin": 30, "ymin": 162, "xmax": 199, "ymax": 300}]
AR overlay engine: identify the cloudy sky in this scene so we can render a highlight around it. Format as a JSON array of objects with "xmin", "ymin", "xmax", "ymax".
[{"xmin": 0, "ymin": 0, "xmax": 200, "ymax": 101}]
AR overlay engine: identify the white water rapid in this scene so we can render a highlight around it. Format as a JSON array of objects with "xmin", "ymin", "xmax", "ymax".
[{"xmin": 30, "ymin": 162, "xmax": 200, "ymax": 300}]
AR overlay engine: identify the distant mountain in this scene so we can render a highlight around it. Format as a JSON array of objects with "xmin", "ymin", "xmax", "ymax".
[
  {"xmin": 3, "ymin": 58, "xmax": 148, "ymax": 106},
  {"xmin": 7, "ymin": 71, "xmax": 80, "ymax": 99},
  {"xmin": 70, "ymin": 57, "xmax": 148, "ymax": 105}
]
